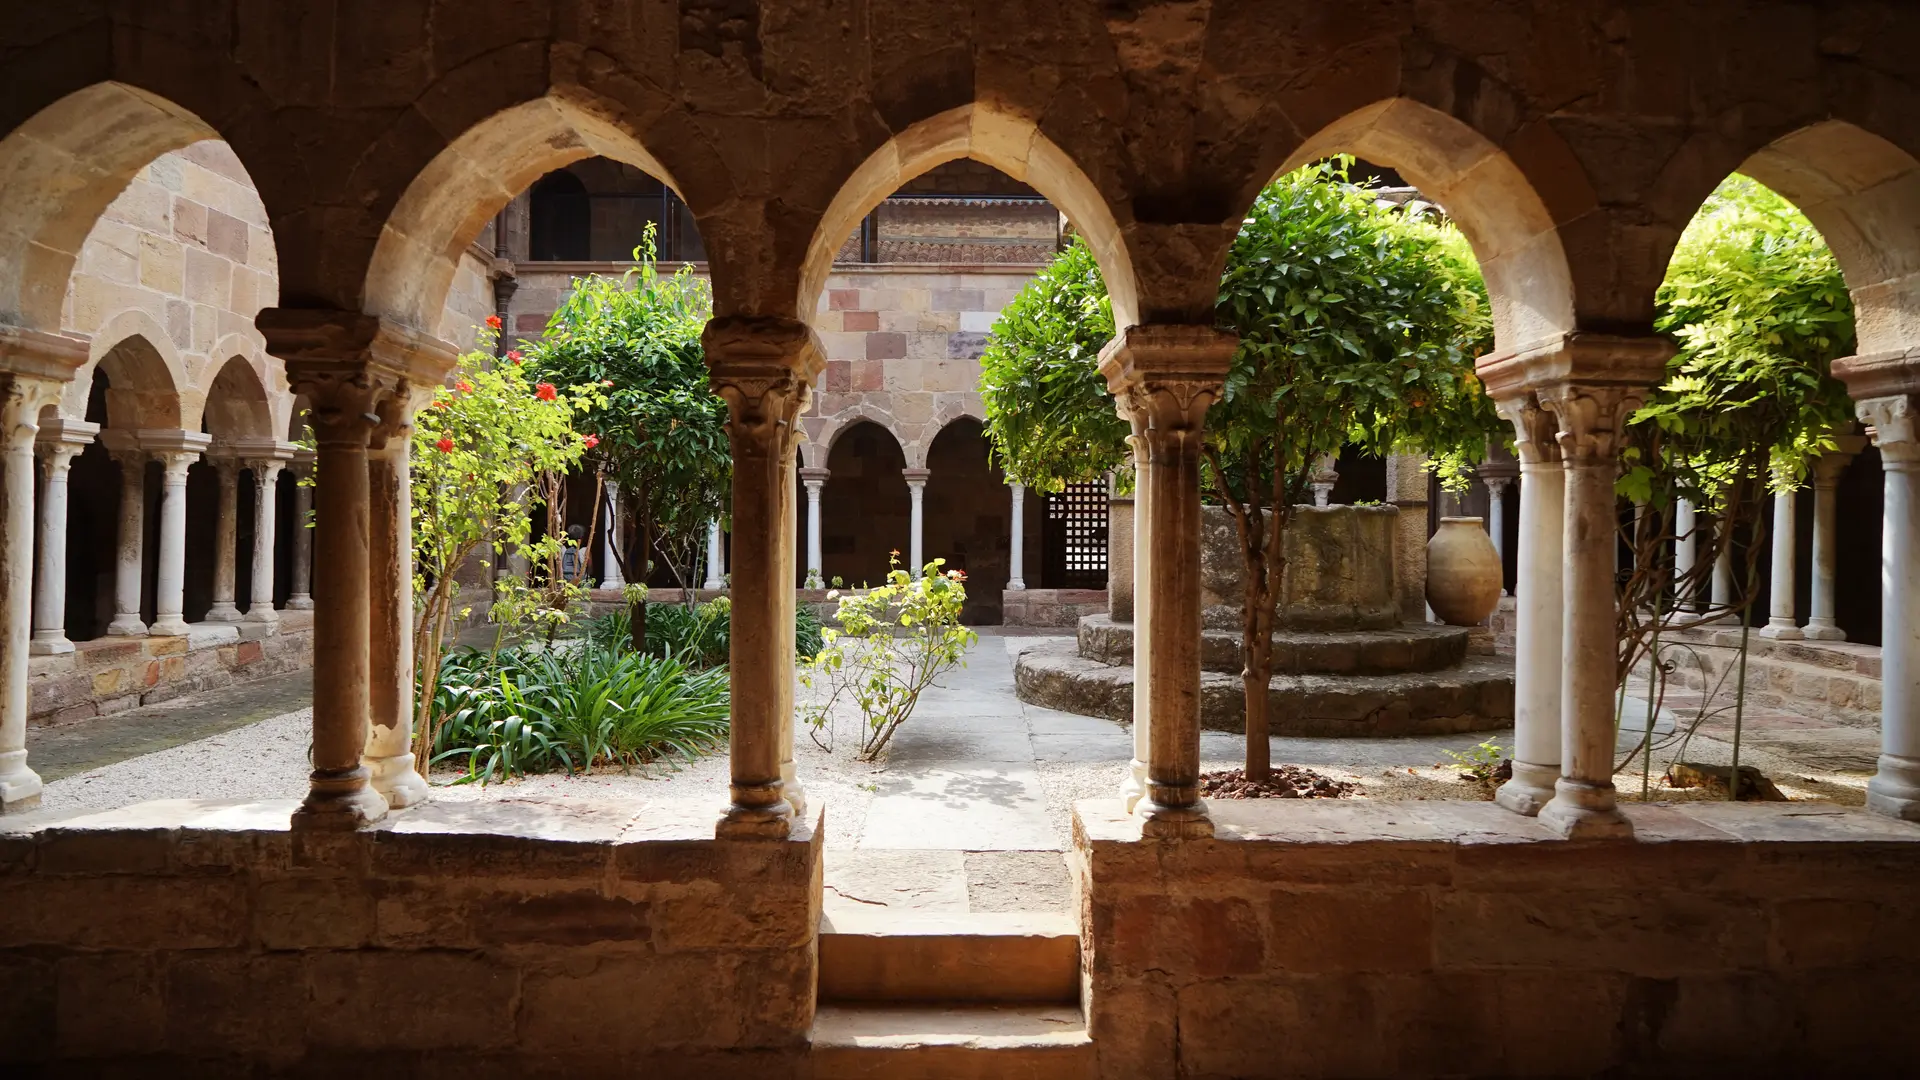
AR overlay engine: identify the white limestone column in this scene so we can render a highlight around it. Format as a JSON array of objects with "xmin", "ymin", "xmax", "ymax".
[
  {"xmin": 1759, "ymin": 485, "xmax": 1802, "ymax": 639},
  {"xmin": 600, "ymin": 479, "xmax": 625, "ymax": 589},
  {"xmin": 1007, "ymin": 481, "xmax": 1027, "ymax": 590},
  {"xmin": 1860, "ymin": 397, "xmax": 1920, "ymax": 820},
  {"xmin": 1673, "ymin": 499, "xmax": 1698, "ymax": 612},
  {"xmin": 1711, "ymin": 521, "xmax": 1735, "ymax": 618},
  {"xmin": 1484, "ymin": 476, "xmax": 1511, "ymax": 596},
  {"xmin": 246, "ymin": 461, "xmax": 281, "ymax": 624},
  {"xmin": 205, "ymin": 458, "xmax": 243, "ymax": 621},
  {"xmin": 704, "ymin": 519, "xmax": 725, "ymax": 589},
  {"xmin": 30, "ymin": 427, "xmax": 94, "ymax": 654},
  {"xmin": 1537, "ymin": 382, "xmax": 1642, "ymax": 839},
  {"xmin": 800, "ymin": 467, "xmax": 827, "ymax": 583},
  {"xmin": 0, "ymin": 377, "xmax": 65, "ymax": 812},
  {"xmin": 1804, "ymin": 440, "xmax": 1863, "ymax": 640},
  {"xmin": 147, "ymin": 436, "xmax": 209, "ymax": 636},
  {"xmin": 904, "ymin": 467, "xmax": 929, "ymax": 573},
  {"xmin": 1492, "ymin": 397, "xmax": 1563, "ymax": 817},
  {"xmin": 106, "ymin": 450, "xmax": 149, "ymax": 636},
  {"xmin": 287, "ymin": 459, "xmax": 314, "ymax": 609},
  {"xmin": 1119, "ymin": 433, "xmax": 1151, "ymax": 810},
  {"xmin": 366, "ymin": 430, "xmax": 429, "ymax": 809}
]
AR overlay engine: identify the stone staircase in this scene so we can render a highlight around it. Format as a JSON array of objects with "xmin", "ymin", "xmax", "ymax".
[
  {"xmin": 810, "ymin": 910, "xmax": 1093, "ymax": 1078},
  {"xmin": 1647, "ymin": 626, "xmax": 1881, "ymax": 726}
]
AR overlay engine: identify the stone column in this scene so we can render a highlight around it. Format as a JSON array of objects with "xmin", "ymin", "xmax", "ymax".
[
  {"xmin": 1805, "ymin": 436, "xmax": 1865, "ymax": 640},
  {"xmin": 144, "ymin": 432, "xmax": 211, "ymax": 637},
  {"xmin": 778, "ymin": 429, "xmax": 806, "ymax": 817},
  {"xmin": 1117, "ymin": 426, "xmax": 1153, "ymax": 810},
  {"xmin": 1309, "ymin": 452, "xmax": 1339, "ymax": 508},
  {"xmin": 30, "ymin": 420, "xmax": 98, "ymax": 654},
  {"xmin": 1853, "ymin": 392, "xmax": 1920, "ymax": 820},
  {"xmin": 800, "ymin": 466, "xmax": 827, "ymax": 583},
  {"xmin": 365, "ymin": 398, "xmax": 430, "ymax": 810},
  {"xmin": 1385, "ymin": 452, "xmax": 1431, "ymax": 621},
  {"xmin": 600, "ymin": 479, "xmax": 625, "ymax": 589},
  {"xmin": 1488, "ymin": 395, "xmax": 1563, "ymax": 816},
  {"xmin": 706, "ymin": 316, "xmax": 822, "ymax": 840},
  {"xmin": 1100, "ymin": 325, "xmax": 1233, "ymax": 839},
  {"xmin": 286, "ymin": 456, "xmax": 314, "ymax": 609},
  {"xmin": 1711, "ymin": 530, "xmax": 1735, "ymax": 614},
  {"xmin": 245, "ymin": 461, "xmax": 281, "ymax": 624},
  {"xmin": 1008, "ymin": 482, "xmax": 1028, "ymax": 590},
  {"xmin": 204, "ymin": 457, "xmax": 244, "ymax": 621},
  {"xmin": 704, "ymin": 519, "xmax": 725, "ymax": 589},
  {"xmin": 1482, "ymin": 472, "xmax": 1513, "ymax": 596},
  {"xmin": 904, "ymin": 467, "xmax": 929, "ymax": 572},
  {"xmin": 0, "ymin": 327, "xmax": 87, "ymax": 812},
  {"xmin": 263, "ymin": 308, "xmax": 458, "ymax": 830},
  {"xmin": 1674, "ymin": 499, "xmax": 1698, "ymax": 612},
  {"xmin": 106, "ymin": 448, "xmax": 149, "ymax": 635},
  {"xmin": 1759, "ymin": 483, "xmax": 1802, "ymax": 639}
]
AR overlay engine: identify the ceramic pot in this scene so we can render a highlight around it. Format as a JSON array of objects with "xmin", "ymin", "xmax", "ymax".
[{"xmin": 1425, "ymin": 516, "xmax": 1502, "ymax": 626}]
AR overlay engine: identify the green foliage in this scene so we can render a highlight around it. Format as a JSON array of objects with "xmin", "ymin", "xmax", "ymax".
[
  {"xmin": 978, "ymin": 237, "xmax": 1128, "ymax": 491},
  {"xmin": 523, "ymin": 226, "xmax": 730, "ymax": 585},
  {"xmin": 800, "ymin": 557, "xmax": 977, "ymax": 761},
  {"xmin": 1442, "ymin": 738, "xmax": 1510, "ymax": 783},
  {"xmin": 428, "ymin": 643, "xmax": 729, "ymax": 783},
  {"xmin": 579, "ymin": 596, "xmax": 822, "ymax": 668}
]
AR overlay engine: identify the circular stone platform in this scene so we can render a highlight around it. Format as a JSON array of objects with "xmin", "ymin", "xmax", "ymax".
[{"xmin": 1075, "ymin": 614, "xmax": 1473, "ymax": 676}]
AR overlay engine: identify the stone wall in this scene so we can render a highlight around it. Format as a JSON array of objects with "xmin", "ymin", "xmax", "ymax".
[
  {"xmin": 1074, "ymin": 798, "xmax": 1920, "ymax": 1078},
  {"xmin": 1003, "ymin": 588, "xmax": 1109, "ymax": 628},
  {"xmin": 28, "ymin": 614, "xmax": 314, "ymax": 724},
  {"xmin": 0, "ymin": 797, "xmax": 823, "ymax": 1075}
]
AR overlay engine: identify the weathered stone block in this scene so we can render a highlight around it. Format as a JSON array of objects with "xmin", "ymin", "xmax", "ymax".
[
  {"xmin": 306, "ymin": 951, "xmax": 517, "ymax": 1051},
  {"xmin": 55, "ymin": 953, "xmax": 166, "ymax": 1057},
  {"xmin": 1266, "ymin": 887, "xmax": 1434, "ymax": 973},
  {"xmin": 254, "ymin": 875, "xmax": 376, "ymax": 950},
  {"xmin": 164, "ymin": 952, "xmax": 307, "ymax": 1060},
  {"xmin": 1096, "ymin": 895, "xmax": 1265, "ymax": 979},
  {"xmin": 1432, "ymin": 888, "xmax": 1767, "ymax": 976}
]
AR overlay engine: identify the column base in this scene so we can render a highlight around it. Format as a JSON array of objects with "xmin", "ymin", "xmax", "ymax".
[
  {"xmin": 1118, "ymin": 757, "xmax": 1148, "ymax": 813},
  {"xmin": 147, "ymin": 617, "xmax": 191, "ymax": 637},
  {"xmin": 286, "ymin": 595, "xmax": 314, "ymax": 610},
  {"xmin": 702, "ymin": 580, "xmax": 724, "ymax": 591},
  {"xmin": 244, "ymin": 607, "xmax": 280, "ymax": 626},
  {"xmin": 1866, "ymin": 754, "xmax": 1920, "ymax": 821},
  {"xmin": 715, "ymin": 802, "xmax": 795, "ymax": 840},
  {"xmin": 204, "ymin": 603, "xmax": 243, "ymax": 622},
  {"xmin": 1802, "ymin": 620, "xmax": 1846, "ymax": 642},
  {"xmin": 1758, "ymin": 621, "xmax": 1804, "ymax": 640},
  {"xmin": 29, "ymin": 631, "xmax": 73, "ymax": 655},
  {"xmin": 1493, "ymin": 760, "xmax": 1558, "ymax": 817},
  {"xmin": 105, "ymin": 614, "xmax": 147, "ymax": 637},
  {"xmin": 292, "ymin": 767, "xmax": 388, "ymax": 830},
  {"xmin": 1138, "ymin": 796, "xmax": 1214, "ymax": 840},
  {"xmin": 367, "ymin": 753, "xmax": 430, "ymax": 809},
  {"xmin": 781, "ymin": 760, "xmax": 808, "ymax": 819},
  {"xmin": 0, "ymin": 750, "xmax": 44, "ymax": 813},
  {"xmin": 602, "ymin": 577, "xmax": 627, "ymax": 590},
  {"xmin": 1538, "ymin": 779, "xmax": 1635, "ymax": 839},
  {"xmin": 1007, "ymin": 579, "xmax": 1027, "ymax": 591}
]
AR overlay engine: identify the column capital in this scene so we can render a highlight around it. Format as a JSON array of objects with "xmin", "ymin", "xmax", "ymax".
[
  {"xmin": 1098, "ymin": 324, "xmax": 1235, "ymax": 432},
  {"xmin": 138, "ymin": 429, "xmax": 211, "ymax": 477},
  {"xmin": 1539, "ymin": 382, "xmax": 1649, "ymax": 466},
  {"xmin": 1860, "ymin": 394, "xmax": 1920, "ymax": 465},
  {"xmin": 1833, "ymin": 347, "xmax": 1920, "ymax": 403},
  {"xmin": 1812, "ymin": 432, "xmax": 1870, "ymax": 486},
  {"xmin": 259, "ymin": 308, "xmax": 458, "ymax": 450},
  {"xmin": 705, "ymin": 317, "xmax": 823, "ymax": 451},
  {"xmin": 901, "ymin": 468, "xmax": 930, "ymax": 487},
  {"xmin": 35, "ymin": 417, "xmax": 98, "ymax": 454},
  {"xmin": 1476, "ymin": 331, "xmax": 1674, "ymax": 398},
  {"xmin": 0, "ymin": 323, "xmax": 89, "ymax": 386}
]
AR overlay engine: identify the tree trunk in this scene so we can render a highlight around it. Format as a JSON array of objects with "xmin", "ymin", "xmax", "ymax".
[{"xmin": 630, "ymin": 475, "xmax": 649, "ymax": 655}]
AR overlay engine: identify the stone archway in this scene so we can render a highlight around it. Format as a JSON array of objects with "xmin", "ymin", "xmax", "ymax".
[
  {"xmin": 821, "ymin": 420, "xmax": 910, "ymax": 589},
  {"xmin": 923, "ymin": 417, "xmax": 1009, "ymax": 624}
]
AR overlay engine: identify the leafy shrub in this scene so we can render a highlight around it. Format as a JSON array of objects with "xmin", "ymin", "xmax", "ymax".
[{"xmin": 580, "ymin": 597, "xmax": 821, "ymax": 667}]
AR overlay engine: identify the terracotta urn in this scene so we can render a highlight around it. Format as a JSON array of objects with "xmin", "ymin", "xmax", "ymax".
[{"xmin": 1425, "ymin": 516, "xmax": 1502, "ymax": 626}]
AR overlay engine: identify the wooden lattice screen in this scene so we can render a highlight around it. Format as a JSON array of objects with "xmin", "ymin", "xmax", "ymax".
[{"xmin": 1042, "ymin": 481, "xmax": 1109, "ymax": 588}]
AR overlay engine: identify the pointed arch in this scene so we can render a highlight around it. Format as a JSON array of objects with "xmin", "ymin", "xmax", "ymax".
[
  {"xmin": 801, "ymin": 104, "xmax": 1139, "ymax": 330},
  {"xmin": 202, "ymin": 354, "xmax": 274, "ymax": 442}
]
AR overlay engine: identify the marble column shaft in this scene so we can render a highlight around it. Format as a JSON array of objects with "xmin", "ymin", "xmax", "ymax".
[
  {"xmin": 246, "ymin": 462, "xmax": 281, "ymax": 623},
  {"xmin": 147, "ymin": 439, "xmax": 208, "ymax": 637},
  {"xmin": 1491, "ymin": 397, "xmax": 1563, "ymax": 817},
  {"xmin": 1760, "ymin": 486, "xmax": 1802, "ymax": 639},
  {"xmin": 107, "ymin": 450, "xmax": 148, "ymax": 635},
  {"xmin": 705, "ymin": 519, "xmax": 725, "ymax": 589},
  {"xmin": 1007, "ymin": 481, "xmax": 1027, "ymax": 590},
  {"xmin": 1857, "ymin": 396, "xmax": 1920, "ymax": 820},
  {"xmin": 601, "ymin": 479, "xmax": 625, "ymax": 588},
  {"xmin": 205, "ymin": 459, "xmax": 243, "ymax": 621},
  {"xmin": 0, "ymin": 374, "xmax": 70, "ymax": 812},
  {"xmin": 287, "ymin": 460, "xmax": 314, "ymax": 609},
  {"xmin": 1674, "ymin": 499, "xmax": 1698, "ymax": 612},
  {"xmin": 1805, "ymin": 441, "xmax": 1862, "ymax": 641},
  {"xmin": 366, "ymin": 413, "xmax": 428, "ymax": 809},
  {"xmin": 904, "ymin": 469, "xmax": 928, "ymax": 572},
  {"xmin": 1119, "ymin": 427, "xmax": 1153, "ymax": 811},
  {"xmin": 31, "ymin": 430, "xmax": 93, "ymax": 654},
  {"xmin": 800, "ymin": 467, "xmax": 827, "ymax": 582}
]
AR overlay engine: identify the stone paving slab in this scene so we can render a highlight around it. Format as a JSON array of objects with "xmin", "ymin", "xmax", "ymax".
[{"xmin": 25, "ymin": 669, "xmax": 314, "ymax": 782}]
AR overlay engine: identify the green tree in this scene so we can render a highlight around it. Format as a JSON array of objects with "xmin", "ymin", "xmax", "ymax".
[
  {"xmin": 980, "ymin": 160, "xmax": 1499, "ymax": 782},
  {"xmin": 523, "ymin": 227, "xmax": 730, "ymax": 651}
]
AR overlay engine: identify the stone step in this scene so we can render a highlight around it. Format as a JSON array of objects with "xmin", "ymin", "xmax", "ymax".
[
  {"xmin": 811, "ymin": 1004, "xmax": 1094, "ymax": 1080},
  {"xmin": 818, "ymin": 910, "xmax": 1080, "ymax": 1004},
  {"xmin": 1077, "ymin": 612, "xmax": 1469, "ymax": 676}
]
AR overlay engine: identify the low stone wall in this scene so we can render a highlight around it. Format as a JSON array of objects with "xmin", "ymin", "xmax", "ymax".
[
  {"xmin": 1003, "ymin": 588, "xmax": 1108, "ymax": 628},
  {"xmin": 1074, "ymin": 798, "xmax": 1920, "ymax": 1078},
  {"xmin": 28, "ymin": 614, "xmax": 314, "ymax": 724},
  {"xmin": 0, "ymin": 796, "xmax": 823, "ymax": 1075}
]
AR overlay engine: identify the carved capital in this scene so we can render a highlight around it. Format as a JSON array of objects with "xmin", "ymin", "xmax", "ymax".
[
  {"xmin": 1539, "ymin": 382, "xmax": 1646, "ymax": 466},
  {"xmin": 1099, "ymin": 324, "xmax": 1233, "ymax": 461},
  {"xmin": 705, "ymin": 316, "xmax": 823, "ymax": 460},
  {"xmin": 1861, "ymin": 395, "xmax": 1920, "ymax": 466},
  {"xmin": 1493, "ymin": 394, "xmax": 1563, "ymax": 466},
  {"xmin": 259, "ymin": 308, "xmax": 457, "ymax": 450}
]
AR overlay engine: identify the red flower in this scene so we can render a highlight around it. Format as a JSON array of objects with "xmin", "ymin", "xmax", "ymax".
[
  {"xmin": 535, "ymin": 382, "xmax": 557, "ymax": 402},
  {"xmin": 601, "ymin": 379, "xmax": 614, "ymax": 388},
  {"xmin": 455, "ymin": 380, "xmax": 473, "ymax": 393},
  {"xmin": 431, "ymin": 400, "xmax": 448, "ymax": 409},
  {"xmin": 434, "ymin": 437, "xmax": 454, "ymax": 453},
  {"xmin": 507, "ymin": 350, "xmax": 523, "ymax": 364},
  {"xmin": 583, "ymin": 434, "xmax": 601, "ymax": 449},
  {"xmin": 485, "ymin": 314, "xmax": 502, "ymax": 330}
]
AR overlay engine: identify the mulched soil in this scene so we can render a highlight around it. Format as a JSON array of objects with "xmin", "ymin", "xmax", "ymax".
[{"xmin": 1199, "ymin": 765, "xmax": 1359, "ymax": 800}]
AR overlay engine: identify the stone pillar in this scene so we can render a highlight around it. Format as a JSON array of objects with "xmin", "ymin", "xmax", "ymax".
[
  {"xmin": 0, "ymin": 327, "xmax": 87, "ymax": 812},
  {"xmin": 286, "ymin": 455, "xmax": 314, "ymax": 609},
  {"xmin": 904, "ymin": 467, "xmax": 929, "ymax": 572},
  {"xmin": 1480, "ymin": 465, "xmax": 1514, "ymax": 596},
  {"xmin": 1851, "ymin": 391, "xmax": 1920, "ymax": 820},
  {"xmin": 1100, "ymin": 325, "xmax": 1233, "ymax": 839},
  {"xmin": 245, "ymin": 460, "xmax": 281, "ymax": 624},
  {"xmin": 106, "ymin": 448, "xmax": 149, "ymax": 636},
  {"xmin": 30, "ymin": 420, "xmax": 98, "ymax": 654},
  {"xmin": 1711, "ymin": 531, "xmax": 1735, "ymax": 614},
  {"xmin": 601, "ymin": 479, "xmax": 625, "ymax": 589},
  {"xmin": 263, "ymin": 308, "xmax": 458, "ymax": 830},
  {"xmin": 1007, "ymin": 481, "xmax": 1028, "ymax": 590},
  {"xmin": 1386, "ymin": 452, "xmax": 1431, "ymax": 621},
  {"xmin": 1309, "ymin": 452, "xmax": 1339, "ymax": 508},
  {"xmin": 1674, "ymin": 498, "xmax": 1698, "ymax": 612},
  {"xmin": 144, "ymin": 432, "xmax": 211, "ymax": 637},
  {"xmin": 800, "ymin": 467, "xmax": 827, "ymax": 583},
  {"xmin": 1117, "ymin": 428, "xmax": 1152, "ymax": 810},
  {"xmin": 1488, "ymin": 395, "xmax": 1563, "ymax": 816},
  {"xmin": 366, "ymin": 401, "xmax": 430, "ymax": 810},
  {"xmin": 778, "ymin": 430, "xmax": 806, "ymax": 817},
  {"xmin": 706, "ymin": 316, "xmax": 822, "ymax": 840},
  {"xmin": 1106, "ymin": 493, "xmax": 1132, "ymax": 620},
  {"xmin": 1805, "ymin": 436, "xmax": 1865, "ymax": 640},
  {"xmin": 704, "ymin": 519, "xmax": 725, "ymax": 589},
  {"xmin": 204, "ymin": 457, "xmax": 244, "ymax": 621},
  {"xmin": 1759, "ymin": 484, "xmax": 1802, "ymax": 639}
]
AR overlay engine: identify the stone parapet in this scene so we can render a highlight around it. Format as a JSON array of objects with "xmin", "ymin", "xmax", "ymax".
[
  {"xmin": 26, "ymin": 614, "xmax": 313, "ymax": 725},
  {"xmin": 1002, "ymin": 588, "xmax": 1109, "ymax": 628},
  {"xmin": 0, "ymin": 796, "xmax": 823, "ymax": 1074},
  {"xmin": 1074, "ymin": 798, "xmax": 1920, "ymax": 1078}
]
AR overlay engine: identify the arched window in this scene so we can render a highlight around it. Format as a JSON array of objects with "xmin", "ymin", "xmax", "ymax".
[{"xmin": 529, "ymin": 170, "xmax": 590, "ymax": 261}]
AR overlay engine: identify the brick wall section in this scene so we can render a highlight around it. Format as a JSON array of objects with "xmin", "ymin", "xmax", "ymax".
[
  {"xmin": 0, "ymin": 797, "xmax": 823, "ymax": 1074},
  {"xmin": 1003, "ymin": 589, "xmax": 1108, "ymax": 628},
  {"xmin": 1074, "ymin": 798, "xmax": 1920, "ymax": 1078}
]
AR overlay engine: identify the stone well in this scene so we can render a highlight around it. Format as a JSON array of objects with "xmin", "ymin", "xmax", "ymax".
[{"xmin": 1014, "ymin": 505, "xmax": 1514, "ymax": 736}]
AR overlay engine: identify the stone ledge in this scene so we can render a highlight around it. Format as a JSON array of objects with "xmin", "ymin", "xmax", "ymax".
[{"xmin": 1077, "ymin": 613, "xmax": 1472, "ymax": 675}]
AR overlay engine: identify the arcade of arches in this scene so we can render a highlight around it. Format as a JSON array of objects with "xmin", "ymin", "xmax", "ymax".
[{"xmin": 3, "ymin": 5, "xmax": 1920, "ymax": 1076}]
